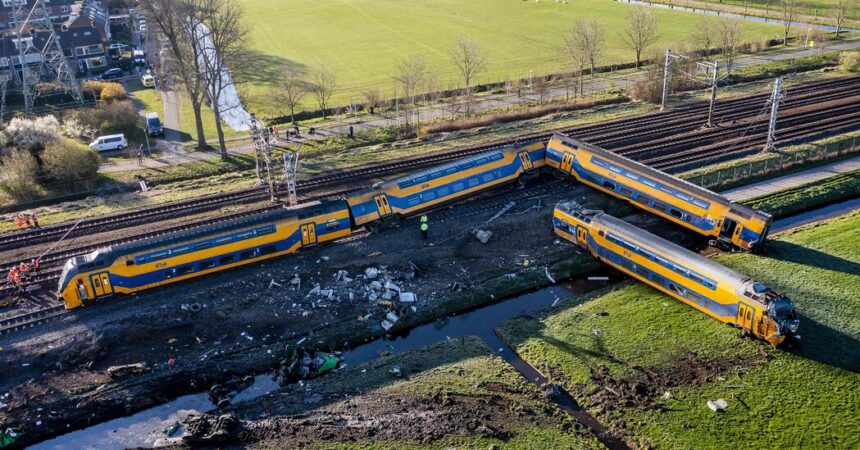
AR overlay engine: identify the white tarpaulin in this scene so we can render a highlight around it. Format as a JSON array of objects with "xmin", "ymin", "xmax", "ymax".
[{"xmin": 194, "ymin": 21, "xmax": 252, "ymax": 131}]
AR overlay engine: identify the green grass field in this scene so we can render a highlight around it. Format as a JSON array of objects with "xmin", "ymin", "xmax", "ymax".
[
  {"xmin": 498, "ymin": 211, "xmax": 860, "ymax": 448},
  {"xmin": 238, "ymin": 0, "xmax": 783, "ymax": 116}
]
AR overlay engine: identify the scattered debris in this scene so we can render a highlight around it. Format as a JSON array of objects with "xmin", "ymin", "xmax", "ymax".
[
  {"xmin": 106, "ymin": 362, "xmax": 148, "ymax": 379},
  {"xmin": 364, "ymin": 267, "xmax": 379, "ymax": 279},
  {"xmin": 544, "ymin": 267, "xmax": 556, "ymax": 283},
  {"xmin": 274, "ymin": 349, "xmax": 341, "ymax": 385},
  {"xmin": 163, "ymin": 421, "xmax": 181, "ymax": 437},
  {"xmin": 268, "ymin": 279, "xmax": 282, "ymax": 289},
  {"xmin": 182, "ymin": 413, "xmax": 240, "ymax": 444},
  {"xmin": 662, "ymin": 391, "xmax": 673, "ymax": 400},
  {"xmin": 596, "ymin": 311, "xmax": 609, "ymax": 317},
  {"xmin": 588, "ymin": 276, "xmax": 609, "ymax": 281},
  {"xmin": 389, "ymin": 364, "xmax": 403, "ymax": 377},
  {"xmin": 209, "ymin": 375, "xmax": 256, "ymax": 408},
  {"xmin": 707, "ymin": 399, "xmax": 728, "ymax": 412},
  {"xmin": 473, "ymin": 229, "xmax": 493, "ymax": 244},
  {"xmin": 487, "ymin": 201, "xmax": 516, "ymax": 222},
  {"xmin": 399, "ymin": 292, "xmax": 417, "ymax": 303}
]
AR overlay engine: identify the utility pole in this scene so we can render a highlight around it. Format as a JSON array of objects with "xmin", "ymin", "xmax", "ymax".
[
  {"xmin": 249, "ymin": 114, "xmax": 263, "ymax": 185},
  {"xmin": 698, "ymin": 60, "xmax": 719, "ymax": 128},
  {"xmin": 283, "ymin": 149, "xmax": 299, "ymax": 207},
  {"xmin": 660, "ymin": 49, "xmax": 672, "ymax": 111},
  {"xmin": 763, "ymin": 77, "xmax": 783, "ymax": 152},
  {"xmin": 249, "ymin": 113, "xmax": 277, "ymax": 201}
]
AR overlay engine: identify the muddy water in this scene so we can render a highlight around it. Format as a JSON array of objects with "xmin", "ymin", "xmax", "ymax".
[{"xmin": 32, "ymin": 274, "xmax": 624, "ymax": 449}]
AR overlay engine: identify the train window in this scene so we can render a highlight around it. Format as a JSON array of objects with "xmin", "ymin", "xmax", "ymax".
[
  {"xmin": 176, "ymin": 266, "xmax": 194, "ymax": 276},
  {"xmin": 692, "ymin": 198, "xmax": 710, "ymax": 209},
  {"xmin": 608, "ymin": 164, "xmax": 623, "ymax": 173},
  {"xmin": 126, "ymin": 259, "xmax": 135, "ymax": 266},
  {"xmin": 236, "ymin": 231, "xmax": 255, "ymax": 240},
  {"xmin": 652, "ymin": 275, "xmax": 666, "ymax": 286},
  {"xmin": 444, "ymin": 167, "xmax": 459, "ymax": 175},
  {"xmin": 467, "ymin": 178, "xmax": 479, "ymax": 187},
  {"xmin": 437, "ymin": 187, "xmax": 450, "ymax": 197},
  {"xmin": 683, "ymin": 214, "xmax": 692, "ymax": 223},
  {"xmin": 590, "ymin": 157, "xmax": 606, "ymax": 168},
  {"xmin": 194, "ymin": 242, "xmax": 212, "ymax": 251},
  {"xmin": 482, "ymin": 174, "xmax": 493, "ymax": 182},
  {"xmin": 690, "ymin": 273, "xmax": 705, "ymax": 285},
  {"xmin": 219, "ymin": 255, "xmax": 237, "ymax": 265},
  {"xmin": 598, "ymin": 230, "xmax": 604, "ymax": 237},
  {"xmin": 215, "ymin": 236, "xmax": 233, "ymax": 245},
  {"xmin": 93, "ymin": 278, "xmax": 101, "ymax": 287},
  {"xmin": 453, "ymin": 183, "xmax": 464, "ymax": 191},
  {"xmin": 199, "ymin": 260, "xmax": 215, "ymax": 270},
  {"xmin": 260, "ymin": 245, "xmax": 277, "ymax": 255},
  {"xmin": 475, "ymin": 158, "xmax": 487, "ymax": 165},
  {"xmin": 640, "ymin": 177, "xmax": 657, "ymax": 188},
  {"xmin": 668, "ymin": 208, "xmax": 683, "ymax": 219},
  {"xmin": 240, "ymin": 250, "xmax": 258, "ymax": 260},
  {"xmin": 636, "ymin": 248, "xmax": 654, "ymax": 259},
  {"xmin": 149, "ymin": 250, "xmax": 169, "ymax": 260},
  {"xmin": 635, "ymin": 267, "xmax": 649, "ymax": 277},
  {"xmin": 603, "ymin": 181, "xmax": 616, "ymax": 191},
  {"xmin": 164, "ymin": 269, "xmax": 175, "ymax": 279},
  {"xmin": 256, "ymin": 225, "xmax": 276, "ymax": 235},
  {"xmin": 669, "ymin": 283, "xmax": 685, "ymax": 296},
  {"xmin": 326, "ymin": 219, "xmax": 340, "ymax": 229},
  {"xmin": 676, "ymin": 192, "xmax": 693, "ymax": 201},
  {"xmin": 422, "ymin": 191, "xmax": 435, "ymax": 201},
  {"xmin": 171, "ymin": 246, "xmax": 190, "ymax": 256},
  {"xmin": 634, "ymin": 194, "xmax": 650, "ymax": 205},
  {"xmin": 653, "ymin": 201, "xmax": 669, "ymax": 212},
  {"xmin": 408, "ymin": 197, "xmax": 421, "ymax": 206},
  {"xmin": 660, "ymin": 186, "xmax": 674, "ymax": 195},
  {"xmin": 415, "ymin": 175, "xmax": 428, "ymax": 183},
  {"xmin": 619, "ymin": 187, "xmax": 634, "ymax": 197}
]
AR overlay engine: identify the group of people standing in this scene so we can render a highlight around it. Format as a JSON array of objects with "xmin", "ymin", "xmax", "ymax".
[
  {"xmin": 14, "ymin": 212, "xmax": 40, "ymax": 231},
  {"xmin": 6, "ymin": 259, "xmax": 40, "ymax": 297}
]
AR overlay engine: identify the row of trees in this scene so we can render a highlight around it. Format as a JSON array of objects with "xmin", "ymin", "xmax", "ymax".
[{"xmin": 141, "ymin": 0, "xmax": 249, "ymax": 159}]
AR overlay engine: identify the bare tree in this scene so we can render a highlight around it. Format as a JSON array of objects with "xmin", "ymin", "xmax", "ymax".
[
  {"xmin": 362, "ymin": 89, "xmax": 384, "ymax": 114},
  {"xmin": 587, "ymin": 21, "xmax": 605, "ymax": 76},
  {"xmin": 621, "ymin": 6, "xmax": 660, "ymax": 68},
  {"xmin": 392, "ymin": 55, "xmax": 428, "ymax": 127},
  {"xmin": 140, "ymin": 0, "xmax": 208, "ymax": 148},
  {"xmin": 311, "ymin": 67, "xmax": 336, "ymax": 119},
  {"xmin": 780, "ymin": 0, "xmax": 798, "ymax": 45},
  {"xmin": 277, "ymin": 67, "xmax": 307, "ymax": 125},
  {"xmin": 717, "ymin": 18, "xmax": 743, "ymax": 74},
  {"xmin": 196, "ymin": 0, "xmax": 250, "ymax": 159},
  {"xmin": 832, "ymin": 0, "xmax": 853, "ymax": 39},
  {"xmin": 691, "ymin": 16, "xmax": 717, "ymax": 59},
  {"xmin": 450, "ymin": 37, "xmax": 488, "ymax": 116},
  {"xmin": 564, "ymin": 20, "xmax": 604, "ymax": 95},
  {"xmin": 533, "ymin": 76, "xmax": 549, "ymax": 103}
]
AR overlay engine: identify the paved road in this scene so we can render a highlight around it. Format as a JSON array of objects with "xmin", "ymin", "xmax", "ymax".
[
  {"xmin": 103, "ymin": 37, "xmax": 860, "ymax": 174},
  {"xmin": 723, "ymin": 154, "xmax": 860, "ymax": 201}
]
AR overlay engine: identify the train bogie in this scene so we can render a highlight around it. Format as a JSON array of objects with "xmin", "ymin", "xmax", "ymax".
[
  {"xmin": 547, "ymin": 133, "xmax": 771, "ymax": 251},
  {"xmin": 553, "ymin": 201, "xmax": 798, "ymax": 346}
]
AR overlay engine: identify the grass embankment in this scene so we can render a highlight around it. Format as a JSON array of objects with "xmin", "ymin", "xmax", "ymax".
[
  {"xmin": 498, "ymin": 212, "xmax": 860, "ymax": 448},
  {"xmin": 239, "ymin": 0, "xmax": 780, "ymax": 114},
  {"xmin": 243, "ymin": 337, "xmax": 600, "ymax": 449},
  {"xmin": 744, "ymin": 169, "xmax": 860, "ymax": 217}
]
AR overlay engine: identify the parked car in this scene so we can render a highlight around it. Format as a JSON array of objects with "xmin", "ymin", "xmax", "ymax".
[
  {"xmin": 89, "ymin": 134, "xmax": 127, "ymax": 153},
  {"xmin": 100, "ymin": 68, "xmax": 125, "ymax": 80},
  {"xmin": 133, "ymin": 49, "xmax": 146, "ymax": 66},
  {"xmin": 146, "ymin": 112, "xmax": 163, "ymax": 137},
  {"xmin": 141, "ymin": 74, "xmax": 155, "ymax": 88}
]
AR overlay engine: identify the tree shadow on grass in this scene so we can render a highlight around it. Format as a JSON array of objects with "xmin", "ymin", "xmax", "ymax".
[
  {"xmin": 789, "ymin": 311, "xmax": 860, "ymax": 373},
  {"xmin": 760, "ymin": 240, "xmax": 860, "ymax": 277}
]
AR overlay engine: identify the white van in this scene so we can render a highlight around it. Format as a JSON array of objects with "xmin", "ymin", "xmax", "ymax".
[{"xmin": 89, "ymin": 134, "xmax": 127, "ymax": 152}]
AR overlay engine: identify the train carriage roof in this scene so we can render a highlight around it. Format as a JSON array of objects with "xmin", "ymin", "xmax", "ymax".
[
  {"xmin": 552, "ymin": 133, "xmax": 770, "ymax": 221},
  {"xmin": 593, "ymin": 211, "xmax": 753, "ymax": 291}
]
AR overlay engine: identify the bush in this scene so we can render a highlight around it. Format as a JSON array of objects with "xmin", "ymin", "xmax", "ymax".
[
  {"xmin": 1, "ymin": 115, "xmax": 61, "ymax": 152},
  {"xmin": 0, "ymin": 150, "xmax": 43, "ymax": 201},
  {"xmin": 99, "ymin": 82, "xmax": 128, "ymax": 102},
  {"xmin": 42, "ymin": 139, "xmax": 100, "ymax": 187},
  {"xmin": 65, "ymin": 100, "xmax": 143, "ymax": 143},
  {"xmin": 841, "ymin": 52, "xmax": 860, "ymax": 72}
]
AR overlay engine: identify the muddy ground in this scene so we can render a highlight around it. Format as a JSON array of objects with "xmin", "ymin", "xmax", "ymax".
[{"xmin": 0, "ymin": 175, "xmax": 701, "ymax": 448}]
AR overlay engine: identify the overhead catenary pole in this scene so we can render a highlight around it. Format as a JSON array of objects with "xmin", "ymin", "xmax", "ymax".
[
  {"xmin": 763, "ymin": 77, "xmax": 783, "ymax": 152},
  {"xmin": 660, "ymin": 49, "xmax": 672, "ymax": 111},
  {"xmin": 703, "ymin": 60, "xmax": 719, "ymax": 128}
]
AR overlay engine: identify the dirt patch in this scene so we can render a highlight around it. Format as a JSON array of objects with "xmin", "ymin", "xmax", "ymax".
[{"xmin": 588, "ymin": 352, "xmax": 766, "ymax": 413}]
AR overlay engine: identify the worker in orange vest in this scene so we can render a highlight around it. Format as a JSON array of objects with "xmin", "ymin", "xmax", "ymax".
[
  {"xmin": 29, "ymin": 212, "xmax": 40, "ymax": 228},
  {"xmin": 31, "ymin": 258, "xmax": 40, "ymax": 275},
  {"xmin": 14, "ymin": 214, "xmax": 24, "ymax": 231}
]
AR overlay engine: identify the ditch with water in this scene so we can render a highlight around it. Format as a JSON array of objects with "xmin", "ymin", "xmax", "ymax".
[{"xmin": 32, "ymin": 198, "xmax": 859, "ymax": 449}]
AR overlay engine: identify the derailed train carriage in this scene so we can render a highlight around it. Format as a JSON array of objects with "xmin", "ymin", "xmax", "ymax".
[
  {"xmin": 553, "ymin": 201, "xmax": 799, "ymax": 346},
  {"xmin": 57, "ymin": 143, "xmax": 545, "ymax": 309},
  {"xmin": 545, "ymin": 133, "xmax": 772, "ymax": 251}
]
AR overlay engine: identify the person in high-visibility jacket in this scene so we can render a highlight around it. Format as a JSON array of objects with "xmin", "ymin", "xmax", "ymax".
[{"xmin": 420, "ymin": 221, "xmax": 429, "ymax": 240}]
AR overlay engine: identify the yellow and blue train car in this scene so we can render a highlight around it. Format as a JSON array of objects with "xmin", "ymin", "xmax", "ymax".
[
  {"xmin": 346, "ymin": 141, "xmax": 545, "ymax": 226},
  {"xmin": 546, "ymin": 133, "xmax": 771, "ymax": 251},
  {"xmin": 58, "ymin": 200, "xmax": 351, "ymax": 309},
  {"xmin": 553, "ymin": 201, "xmax": 798, "ymax": 346}
]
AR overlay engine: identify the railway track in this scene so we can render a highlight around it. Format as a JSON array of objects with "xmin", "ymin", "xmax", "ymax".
[
  {"xmin": 0, "ymin": 304, "xmax": 66, "ymax": 335},
  {"xmin": 2, "ymin": 75, "xmax": 858, "ymax": 252},
  {"xmin": 2, "ymin": 76, "xmax": 859, "ymax": 302}
]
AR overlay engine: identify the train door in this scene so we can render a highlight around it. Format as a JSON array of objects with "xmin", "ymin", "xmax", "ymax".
[
  {"xmin": 373, "ymin": 195, "xmax": 392, "ymax": 216},
  {"xmin": 561, "ymin": 152, "xmax": 575, "ymax": 173},
  {"xmin": 737, "ymin": 303, "xmax": 754, "ymax": 332},
  {"xmin": 517, "ymin": 151, "xmax": 533, "ymax": 171},
  {"xmin": 576, "ymin": 226, "xmax": 588, "ymax": 247},
  {"xmin": 301, "ymin": 223, "xmax": 317, "ymax": 245},
  {"xmin": 720, "ymin": 218, "xmax": 738, "ymax": 240},
  {"xmin": 89, "ymin": 273, "xmax": 113, "ymax": 297}
]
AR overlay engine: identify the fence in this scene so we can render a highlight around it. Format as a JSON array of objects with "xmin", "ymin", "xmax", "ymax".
[{"xmin": 691, "ymin": 137, "xmax": 860, "ymax": 190}]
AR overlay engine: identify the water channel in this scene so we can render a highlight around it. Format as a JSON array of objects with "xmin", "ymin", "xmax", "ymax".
[
  {"xmin": 32, "ymin": 198, "xmax": 859, "ymax": 449},
  {"xmin": 619, "ymin": 0, "xmax": 858, "ymax": 33}
]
